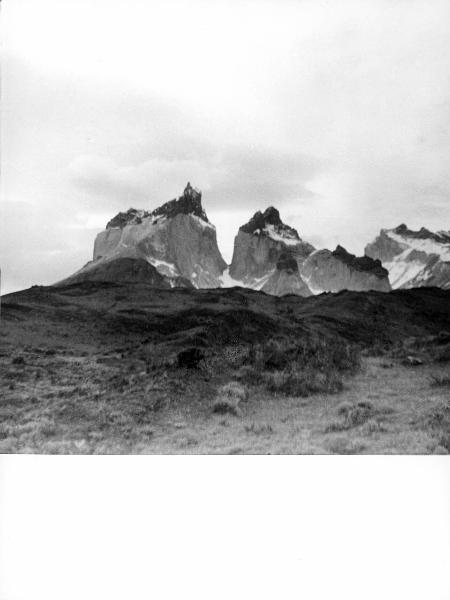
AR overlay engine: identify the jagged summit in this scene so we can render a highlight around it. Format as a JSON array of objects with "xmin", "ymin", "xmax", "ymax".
[
  {"xmin": 68, "ymin": 183, "xmax": 226, "ymax": 290},
  {"xmin": 240, "ymin": 207, "xmax": 300, "ymax": 242},
  {"xmin": 393, "ymin": 224, "xmax": 450, "ymax": 244},
  {"xmin": 365, "ymin": 224, "xmax": 450, "ymax": 289},
  {"xmin": 228, "ymin": 207, "xmax": 314, "ymax": 294},
  {"xmin": 106, "ymin": 183, "xmax": 209, "ymax": 229},
  {"xmin": 152, "ymin": 182, "xmax": 209, "ymax": 223},
  {"xmin": 332, "ymin": 245, "xmax": 388, "ymax": 278},
  {"xmin": 107, "ymin": 208, "xmax": 151, "ymax": 229},
  {"xmin": 301, "ymin": 246, "xmax": 391, "ymax": 293}
]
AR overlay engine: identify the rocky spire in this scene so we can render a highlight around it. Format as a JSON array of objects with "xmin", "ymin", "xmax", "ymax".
[
  {"xmin": 240, "ymin": 207, "xmax": 300, "ymax": 239},
  {"xmin": 151, "ymin": 182, "xmax": 209, "ymax": 223}
]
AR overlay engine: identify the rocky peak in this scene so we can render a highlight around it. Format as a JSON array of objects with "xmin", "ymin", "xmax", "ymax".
[
  {"xmin": 240, "ymin": 207, "xmax": 300, "ymax": 241},
  {"xmin": 332, "ymin": 245, "xmax": 388, "ymax": 278},
  {"xmin": 393, "ymin": 224, "xmax": 450, "ymax": 244},
  {"xmin": 106, "ymin": 208, "xmax": 151, "ymax": 229},
  {"xmin": 106, "ymin": 183, "xmax": 209, "ymax": 230},
  {"xmin": 151, "ymin": 182, "xmax": 209, "ymax": 223}
]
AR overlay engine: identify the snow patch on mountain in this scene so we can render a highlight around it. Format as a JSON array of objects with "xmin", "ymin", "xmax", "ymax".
[
  {"xmin": 386, "ymin": 230, "xmax": 450, "ymax": 262},
  {"xmin": 262, "ymin": 223, "xmax": 303, "ymax": 246},
  {"xmin": 365, "ymin": 224, "xmax": 450, "ymax": 289}
]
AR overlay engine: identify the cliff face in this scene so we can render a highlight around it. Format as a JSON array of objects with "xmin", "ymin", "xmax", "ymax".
[
  {"xmin": 261, "ymin": 252, "xmax": 312, "ymax": 297},
  {"xmin": 227, "ymin": 207, "xmax": 314, "ymax": 295},
  {"xmin": 89, "ymin": 183, "xmax": 226, "ymax": 288},
  {"xmin": 301, "ymin": 246, "xmax": 391, "ymax": 293},
  {"xmin": 365, "ymin": 224, "xmax": 450, "ymax": 289}
]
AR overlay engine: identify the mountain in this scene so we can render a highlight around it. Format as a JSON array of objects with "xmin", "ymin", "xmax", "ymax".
[
  {"xmin": 365, "ymin": 224, "xmax": 450, "ymax": 289},
  {"xmin": 60, "ymin": 257, "xmax": 193, "ymax": 288},
  {"xmin": 300, "ymin": 245, "xmax": 391, "ymax": 293},
  {"xmin": 64, "ymin": 183, "xmax": 227, "ymax": 288},
  {"xmin": 225, "ymin": 207, "xmax": 315, "ymax": 295},
  {"xmin": 261, "ymin": 252, "xmax": 312, "ymax": 296}
]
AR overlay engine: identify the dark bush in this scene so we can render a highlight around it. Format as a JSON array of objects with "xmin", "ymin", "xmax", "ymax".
[{"xmin": 176, "ymin": 347, "xmax": 205, "ymax": 369}]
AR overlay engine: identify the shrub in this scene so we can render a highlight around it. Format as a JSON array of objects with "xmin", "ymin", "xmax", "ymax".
[
  {"xmin": 176, "ymin": 347, "xmax": 205, "ymax": 369},
  {"xmin": 434, "ymin": 344, "xmax": 450, "ymax": 363},
  {"xmin": 235, "ymin": 365, "xmax": 262, "ymax": 386},
  {"xmin": 265, "ymin": 368, "xmax": 343, "ymax": 397},
  {"xmin": 429, "ymin": 375, "xmax": 450, "ymax": 388},
  {"xmin": 212, "ymin": 399, "xmax": 241, "ymax": 416},
  {"xmin": 212, "ymin": 382, "xmax": 248, "ymax": 416},
  {"xmin": 326, "ymin": 436, "xmax": 367, "ymax": 454},
  {"xmin": 360, "ymin": 418, "xmax": 387, "ymax": 435},
  {"xmin": 325, "ymin": 401, "xmax": 375, "ymax": 432},
  {"xmin": 237, "ymin": 336, "xmax": 360, "ymax": 398},
  {"xmin": 245, "ymin": 337, "xmax": 360, "ymax": 374},
  {"xmin": 422, "ymin": 401, "xmax": 450, "ymax": 430},
  {"xmin": 244, "ymin": 423, "xmax": 274, "ymax": 435},
  {"xmin": 219, "ymin": 382, "xmax": 248, "ymax": 402},
  {"xmin": 436, "ymin": 433, "xmax": 450, "ymax": 453}
]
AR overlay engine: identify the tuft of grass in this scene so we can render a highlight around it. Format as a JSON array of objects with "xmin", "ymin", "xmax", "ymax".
[
  {"xmin": 212, "ymin": 382, "xmax": 248, "ymax": 416},
  {"xmin": 325, "ymin": 435, "xmax": 367, "ymax": 454},
  {"xmin": 220, "ymin": 381, "xmax": 249, "ymax": 403},
  {"xmin": 325, "ymin": 401, "xmax": 375, "ymax": 432},
  {"xmin": 265, "ymin": 368, "xmax": 343, "ymax": 397},
  {"xmin": 360, "ymin": 418, "xmax": 388, "ymax": 435},
  {"xmin": 430, "ymin": 375, "xmax": 450, "ymax": 388},
  {"xmin": 422, "ymin": 400, "xmax": 450, "ymax": 430},
  {"xmin": 244, "ymin": 423, "xmax": 274, "ymax": 435},
  {"xmin": 433, "ymin": 344, "xmax": 450, "ymax": 363}
]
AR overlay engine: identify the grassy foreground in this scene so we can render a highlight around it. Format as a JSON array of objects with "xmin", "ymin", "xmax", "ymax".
[
  {"xmin": 1, "ymin": 283, "xmax": 449, "ymax": 454},
  {"xmin": 1, "ymin": 335, "xmax": 449, "ymax": 454}
]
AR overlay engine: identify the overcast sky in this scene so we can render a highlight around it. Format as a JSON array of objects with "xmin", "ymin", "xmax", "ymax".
[{"xmin": 1, "ymin": 0, "xmax": 450, "ymax": 294}]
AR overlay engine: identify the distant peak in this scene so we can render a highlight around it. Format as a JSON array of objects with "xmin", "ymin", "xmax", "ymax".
[
  {"xmin": 183, "ymin": 181, "xmax": 200, "ymax": 199},
  {"xmin": 105, "ymin": 183, "xmax": 209, "ymax": 229},
  {"xmin": 332, "ymin": 245, "xmax": 388, "ymax": 278},
  {"xmin": 106, "ymin": 208, "xmax": 151, "ymax": 229},
  {"xmin": 240, "ymin": 207, "xmax": 300, "ymax": 240},
  {"xmin": 392, "ymin": 224, "xmax": 450, "ymax": 243},
  {"xmin": 152, "ymin": 183, "xmax": 209, "ymax": 223}
]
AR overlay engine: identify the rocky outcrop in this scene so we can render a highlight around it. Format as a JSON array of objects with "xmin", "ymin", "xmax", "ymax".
[
  {"xmin": 83, "ymin": 183, "xmax": 227, "ymax": 289},
  {"xmin": 301, "ymin": 245, "xmax": 391, "ymax": 293},
  {"xmin": 261, "ymin": 252, "xmax": 312, "ymax": 297},
  {"xmin": 226, "ymin": 207, "xmax": 314, "ymax": 295},
  {"xmin": 365, "ymin": 224, "xmax": 450, "ymax": 289},
  {"xmin": 59, "ymin": 257, "xmax": 193, "ymax": 288}
]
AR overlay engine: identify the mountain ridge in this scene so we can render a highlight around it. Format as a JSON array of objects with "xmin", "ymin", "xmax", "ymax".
[
  {"xmin": 365, "ymin": 223, "xmax": 450, "ymax": 289},
  {"xmin": 58, "ymin": 185, "xmax": 449, "ymax": 295}
]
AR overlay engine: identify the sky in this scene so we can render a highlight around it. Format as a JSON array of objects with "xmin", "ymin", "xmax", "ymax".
[{"xmin": 1, "ymin": 0, "xmax": 450, "ymax": 294}]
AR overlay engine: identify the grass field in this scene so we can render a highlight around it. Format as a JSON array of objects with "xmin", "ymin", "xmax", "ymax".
[
  {"xmin": 1, "ymin": 283, "xmax": 449, "ymax": 454},
  {"xmin": 1, "ymin": 339, "xmax": 448, "ymax": 454}
]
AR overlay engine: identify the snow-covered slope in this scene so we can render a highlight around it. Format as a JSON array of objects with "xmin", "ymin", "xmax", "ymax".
[
  {"xmin": 365, "ymin": 224, "xmax": 450, "ymax": 289},
  {"xmin": 70, "ymin": 183, "xmax": 227, "ymax": 289}
]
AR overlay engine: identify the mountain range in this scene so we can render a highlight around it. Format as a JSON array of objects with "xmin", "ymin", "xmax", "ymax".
[{"xmin": 60, "ymin": 183, "xmax": 450, "ymax": 294}]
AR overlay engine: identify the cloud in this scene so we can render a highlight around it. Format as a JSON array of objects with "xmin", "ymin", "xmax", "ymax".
[
  {"xmin": 68, "ymin": 145, "xmax": 322, "ymax": 214},
  {"xmin": 2, "ymin": 0, "xmax": 450, "ymax": 292}
]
